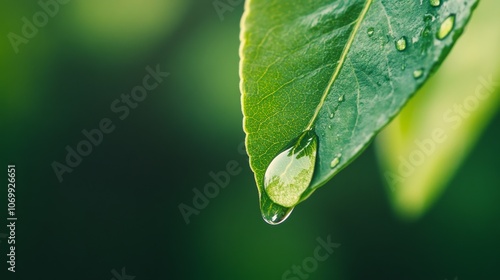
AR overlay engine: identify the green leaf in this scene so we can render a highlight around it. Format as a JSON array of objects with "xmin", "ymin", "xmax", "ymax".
[
  {"xmin": 376, "ymin": 0, "xmax": 500, "ymax": 220},
  {"xmin": 240, "ymin": 0, "xmax": 478, "ymax": 224}
]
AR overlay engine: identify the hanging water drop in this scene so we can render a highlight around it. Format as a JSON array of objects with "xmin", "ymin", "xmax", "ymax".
[
  {"xmin": 437, "ymin": 14, "xmax": 455, "ymax": 40},
  {"xmin": 395, "ymin": 36, "xmax": 407, "ymax": 51},
  {"xmin": 263, "ymin": 130, "xmax": 318, "ymax": 208},
  {"xmin": 413, "ymin": 68, "xmax": 424, "ymax": 79},
  {"xmin": 330, "ymin": 154, "xmax": 342, "ymax": 168},
  {"xmin": 260, "ymin": 193, "xmax": 294, "ymax": 225},
  {"xmin": 367, "ymin": 27, "xmax": 375, "ymax": 37}
]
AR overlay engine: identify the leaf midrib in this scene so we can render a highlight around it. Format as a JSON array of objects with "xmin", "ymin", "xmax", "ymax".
[{"xmin": 305, "ymin": 0, "xmax": 374, "ymax": 130}]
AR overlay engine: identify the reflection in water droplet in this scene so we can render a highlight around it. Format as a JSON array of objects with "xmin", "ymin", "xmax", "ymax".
[
  {"xmin": 263, "ymin": 130, "xmax": 318, "ymax": 208},
  {"xmin": 367, "ymin": 27, "xmax": 374, "ymax": 37},
  {"xmin": 330, "ymin": 154, "xmax": 342, "ymax": 168},
  {"xmin": 430, "ymin": 0, "xmax": 441, "ymax": 7},
  {"xmin": 437, "ymin": 14, "xmax": 455, "ymax": 40},
  {"xmin": 338, "ymin": 94, "xmax": 345, "ymax": 102},
  {"xmin": 413, "ymin": 69, "xmax": 424, "ymax": 79},
  {"xmin": 395, "ymin": 36, "xmax": 407, "ymax": 51}
]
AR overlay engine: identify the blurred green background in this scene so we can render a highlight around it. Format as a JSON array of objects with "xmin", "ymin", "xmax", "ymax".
[{"xmin": 0, "ymin": 1, "xmax": 498, "ymax": 279}]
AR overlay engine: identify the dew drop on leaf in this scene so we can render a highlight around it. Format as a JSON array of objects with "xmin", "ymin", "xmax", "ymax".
[
  {"xmin": 437, "ymin": 14, "xmax": 456, "ymax": 40},
  {"xmin": 367, "ymin": 27, "xmax": 375, "ymax": 37},
  {"xmin": 263, "ymin": 130, "xmax": 318, "ymax": 208},
  {"xmin": 338, "ymin": 94, "xmax": 345, "ymax": 102},
  {"xmin": 395, "ymin": 36, "xmax": 407, "ymax": 51},
  {"xmin": 330, "ymin": 154, "xmax": 342, "ymax": 168},
  {"xmin": 413, "ymin": 68, "xmax": 424, "ymax": 79},
  {"xmin": 430, "ymin": 0, "xmax": 441, "ymax": 7}
]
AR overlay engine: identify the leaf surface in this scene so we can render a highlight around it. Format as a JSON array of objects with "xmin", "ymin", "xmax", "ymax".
[
  {"xmin": 240, "ymin": 0, "xmax": 479, "ymax": 222},
  {"xmin": 376, "ymin": 0, "xmax": 500, "ymax": 220}
]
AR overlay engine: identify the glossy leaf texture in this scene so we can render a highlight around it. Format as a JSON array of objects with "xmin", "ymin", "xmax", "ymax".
[
  {"xmin": 240, "ymin": 0, "xmax": 478, "ymax": 223},
  {"xmin": 376, "ymin": 0, "xmax": 500, "ymax": 220}
]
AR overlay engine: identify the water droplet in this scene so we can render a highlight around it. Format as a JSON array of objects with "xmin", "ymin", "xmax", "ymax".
[
  {"xmin": 260, "ymin": 193, "xmax": 294, "ymax": 225},
  {"xmin": 328, "ymin": 125, "xmax": 332, "ymax": 129},
  {"xmin": 401, "ymin": 64, "xmax": 406, "ymax": 70},
  {"xmin": 395, "ymin": 36, "xmax": 407, "ymax": 51},
  {"xmin": 330, "ymin": 154, "xmax": 342, "ymax": 168},
  {"xmin": 413, "ymin": 69, "xmax": 424, "ymax": 79},
  {"xmin": 329, "ymin": 112, "xmax": 334, "ymax": 119},
  {"xmin": 263, "ymin": 130, "xmax": 318, "ymax": 208},
  {"xmin": 437, "ymin": 14, "xmax": 455, "ymax": 40},
  {"xmin": 367, "ymin": 27, "xmax": 374, "ymax": 37},
  {"xmin": 430, "ymin": 0, "xmax": 441, "ymax": 7},
  {"xmin": 338, "ymin": 94, "xmax": 344, "ymax": 102}
]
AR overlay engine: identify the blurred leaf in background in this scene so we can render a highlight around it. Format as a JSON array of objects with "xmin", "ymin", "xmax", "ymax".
[
  {"xmin": 376, "ymin": 0, "xmax": 500, "ymax": 220},
  {"xmin": 0, "ymin": 2, "xmax": 53, "ymax": 120},
  {"xmin": 170, "ymin": 17, "xmax": 242, "ymax": 139},
  {"xmin": 60, "ymin": 0, "xmax": 191, "ymax": 61}
]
